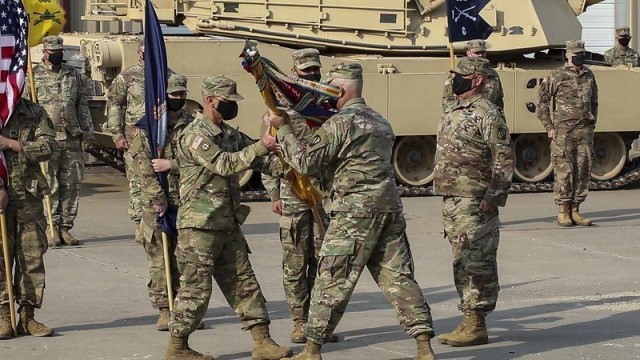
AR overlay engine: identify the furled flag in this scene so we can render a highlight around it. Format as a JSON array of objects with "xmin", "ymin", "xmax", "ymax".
[
  {"xmin": 23, "ymin": 0, "xmax": 66, "ymax": 47},
  {"xmin": 0, "ymin": 0, "xmax": 29, "ymax": 187},
  {"xmin": 445, "ymin": 0, "xmax": 493, "ymax": 43},
  {"xmin": 141, "ymin": 0, "xmax": 176, "ymax": 235}
]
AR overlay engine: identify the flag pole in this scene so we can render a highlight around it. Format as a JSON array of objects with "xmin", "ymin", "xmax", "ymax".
[
  {"xmin": 26, "ymin": 50, "xmax": 57, "ymax": 250},
  {"xmin": 1, "ymin": 214, "xmax": 17, "ymax": 336},
  {"xmin": 449, "ymin": 42, "xmax": 456, "ymax": 68}
]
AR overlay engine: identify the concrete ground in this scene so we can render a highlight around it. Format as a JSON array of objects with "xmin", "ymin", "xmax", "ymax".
[{"xmin": 1, "ymin": 167, "xmax": 639, "ymax": 360}]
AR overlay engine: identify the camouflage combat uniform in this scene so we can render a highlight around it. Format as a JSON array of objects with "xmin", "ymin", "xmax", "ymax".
[
  {"xmin": 23, "ymin": 37, "xmax": 93, "ymax": 236},
  {"xmin": 434, "ymin": 87, "xmax": 514, "ymax": 315},
  {"xmin": 261, "ymin": 110, "xmax": 329, "ymax": 327},
  {"xmin": 443, "ymin": 66, "xmax": 504, "ymax": 109},
  {"xmin": 107, "ymin": 62, "xmax": 145, "ymax": 223},
  {"xmin": 277, "ymin": 64, "xmax": 435, "ymax": 345},
  {"xmin": 0, "ymin": 99, "xmax": 56, "ymax": 318},
  {"xmin": 169, "ymin": 77, "xmax": 283, "ymax": 342},
  {"xmin": 131, "ymin": 108, "xmax": 193, "ymax": 311},
  {"xmin": 604, "ymin": 46, "xmax": 639, "ymax": 67},
  {"xmin": 537, "ymin": 59, "xmax": 598, "ymax": 205}
]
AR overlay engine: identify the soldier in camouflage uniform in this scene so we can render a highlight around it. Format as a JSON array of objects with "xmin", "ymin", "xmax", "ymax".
[
  {"xmin": 164, "ymin": 76, "xmax": 291, "ymax": 360},
  {"xmin": 107, "ymin": 38, "xmax": 145, "ymax": 243},
  {"xmin": 0, "ymin": 99, "xmax": 57, "ymax": 339},
  {"xmin": 443, "ymin": 40, "xmax": 504, "ymax": 110},
  {"xmin": 604, "ymin": 27, "xmax": 639, "ymax": 67},
  {"xmin": 261, "ymin": 48, "xmax": 338, "ymax": 344},
  {"xmin": 23, "ymin": 35, "xmax": 94, "ymax": 246},
  {"xmin": 537, "ymin": 40, "xmax": 598, "ymax": 227},
  {"xmin": 433, "ymin": 57, "xmax": 514, "ymax": 347},
  {"xmin": 270, "ymin": 63, "xmax": 436, "ymax": 360},
  {"xmin": 130, "ymin": 75, "xmax": 193, "ymax": 331},
  {"xmin": 67, "ymin": 52, "xmax": 101, "ymax": 96}
]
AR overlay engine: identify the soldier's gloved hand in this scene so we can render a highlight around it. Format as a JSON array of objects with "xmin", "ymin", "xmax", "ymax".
[
  {"xmin": 0, "ymin": 188, "xmax": 8, "ymax": 214},
  {"xmin": 83, "ymin": 139, "xmax": 93, "ymax": 151}
]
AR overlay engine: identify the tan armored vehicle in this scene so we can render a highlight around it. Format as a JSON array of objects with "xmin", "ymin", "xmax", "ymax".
[{"xmin": 59, "ymin": 0, "xmax": 640, "ymax": 190}]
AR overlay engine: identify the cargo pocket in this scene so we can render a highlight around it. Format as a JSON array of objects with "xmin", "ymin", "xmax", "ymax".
[
  {"xmin": 235, "ymin": 204, "xmax": 251, "ymax": 225},
  {"xmin": 318, "ymin": 236, "xmax": 355, "ymax": 283},
  {"xmin": 279, "ymin": 216, "xmax": 294, "ymax": 246}
]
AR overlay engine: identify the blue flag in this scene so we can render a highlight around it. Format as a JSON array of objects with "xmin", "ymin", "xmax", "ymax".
[
  {"xmin": 445, "ymin": 0, "xmax": 493, "ymax": 43},
  {"xmin": 143, "ymin": 0, "xmax": 177, "ymax": 235}
]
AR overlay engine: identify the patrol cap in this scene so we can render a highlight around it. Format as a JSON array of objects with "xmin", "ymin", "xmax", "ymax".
[
  {"xmin": 292, "ymin": 48, "xmax": 321, "ymax": 70},
  {"xmin": 565, "ymin": 40, "xmax": 586, "ymax": 53},
  {"xmin": 168, "ymin": 74, "xmax": 188, "ymax": 93},
  {"xmin": 42, "ymin": 35, "xmax": 64, "ymax": 51},
  {"xmin": 324, "ymin": 62, "xmax": 363, "ymax": 81},
  {"xmin": 466, "ymin": 39, "xmax": 487, "ymax": 53},
  {"xmin": 202, "ymin": 75, "xmax": 244, "ymax": 101},
  {"xmin": 449, "ymin": 57, "xmax": 490, "ymax": 76},
  {"xmin": 616, "ymin": 26, "xmax": 631, "ymax": 36}
]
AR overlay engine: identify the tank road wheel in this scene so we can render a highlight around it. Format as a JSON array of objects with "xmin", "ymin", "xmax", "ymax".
[
  {"xmin": 392, "ymin": 136, "xmax": 436, "ymax": 186},
  {"xmin": 238, "ymin": 169, "xmax": 254, "ymax": 188},
  {"xmin": 591, "ymin": 132, "xmax": 626, "ymax": 181},
  {"xmin": 513, "ymin": 133, "xmax": 553, "ymax": 182}
]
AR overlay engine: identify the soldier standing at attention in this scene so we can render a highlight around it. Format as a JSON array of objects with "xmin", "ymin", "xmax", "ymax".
[
  {"xmin": 434, "ymin": 57, "xmax": 514, "ymax": 347},
  {"xmin": 604, "ymin": 27, "xmax": 639, "ymax": 67},
  {"xmin": 107, "ymin": 38, "xmax": 145, "ymax": 243},
  {"xmin": 261, "ymin": 48, "xmax": 338, "ymax": 344},
  {"xmin": 24, "ymin": 35, "xmax": 94, "ymax": 246},
  {"xmin": 443, "ymin": 39, "xmax": 504, "ymax": 109},
  {"xmin": 537, "ymin": 40, "xmax": 598, "ymax": 227},
  {"xmin": 269, "ymin": 63, "xmax": 436, "ymax": 360},
  {"xmin": 164, "ymin": 76, "xmax": 291, "ymax": 360},
  {"xmin": 0, "ymin": 98, "xmax": 57, "ymax": 339},
  {"xmin": 131, "ymin": 75, "xmax": 193, "ymax": 331}
]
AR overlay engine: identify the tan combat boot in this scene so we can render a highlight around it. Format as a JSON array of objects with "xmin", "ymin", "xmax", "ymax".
[
  {"xmin": 17, "ymin": 305, "xmax": 53, "ymax": 337},
  {"xmin": 283, "ymin": 341, "xmax": 322, "ymax": 360},
  {"xmin": 446, "ymin": 311, "xmax": 488, "ymax": 347},
  {"xmin": 414, "ymin": 333, "xmax": 436, "ymax": 360},
  {"xmin": 164, "ymin": 335, "xmax": 215, "ymax": 360},
  {"xmin": 46, "ymin": 225, "xmax": 61, "ymax": 247},
  {"xmin": 157, "ymin": 308, "xmax": 171, "ymax": 331},
  {"xmin": 557, "ymin": 204, "xmax": 573, "ymax": 227},
  {"xmin": 437, "ymin": 317, "xmax": 466, "ymax": 344},
  {"xmin": 59, "ymin": 227, "xmax": 80, "ymax": 246},
  {"xmin": 571, "ymin": 204, "xmax": 593, "ymax": 226},
  {"xmin": 290, "ymin": 320, "xmax": 306, "ymax": 343},
  {"xmin": 250, "ymin": 323, "xmax": 292, "ymax": 359},
  {"xmin": 0, "ymin": 304, "xmax": 13, "ymax": 339}
]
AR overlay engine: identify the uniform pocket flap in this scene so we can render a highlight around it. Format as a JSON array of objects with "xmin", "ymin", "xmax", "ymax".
[
  {"xmin": 279, "ymin": 216, "xmax": 293, "ymax": 229},
  {"xmin": 319, "ymin": 239, "xmax": 355, "ymax": 256}
]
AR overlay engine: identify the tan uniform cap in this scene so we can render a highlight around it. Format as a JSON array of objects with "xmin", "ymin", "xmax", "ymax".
[
  {"xmin": 42, "ymin": 35, "xmax": 64, "ymax": 51},
  {"xmin": 616, "ymin": 27, "xmax": 631, "ymax": 36},
  {"xmin": 168, "ymin": 74, "xmax": 188, "ymax": 93},
  {"xmin": 450, "ymin": 57, "xmax": 490, "ymax": 76},
  {"xmin": 566, "ymin": 40, "xmax": 586, "ymax": 53},
  {"xmin": 466, "ymin": 39, "xmax": 487, "ymax": 53},
  {"xmin": 202, "ymin": 75, "xmax": 244, "ymax": 101},
  {"xmin": 324, "ymin": 62, "xmax": 363, "ymax": 81},
  {"xmin": 292, "ymin": 48, "xmax": 321, "ymax": 70}
]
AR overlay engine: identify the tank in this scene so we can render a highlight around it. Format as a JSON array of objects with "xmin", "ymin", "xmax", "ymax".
[{"xmin": 61, "ymin": 0, "xmax": 640, "ymax": 189}]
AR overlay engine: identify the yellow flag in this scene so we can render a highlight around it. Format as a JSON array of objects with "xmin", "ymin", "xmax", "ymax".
[{"xmin": 23, "ymin": 0, "xmax": 67, "ymax": 47}]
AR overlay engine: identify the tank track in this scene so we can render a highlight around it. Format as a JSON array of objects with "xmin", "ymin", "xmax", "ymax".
[{"xmin": 240, "ymin": 161, "xmax": 640, "ymax": 201}]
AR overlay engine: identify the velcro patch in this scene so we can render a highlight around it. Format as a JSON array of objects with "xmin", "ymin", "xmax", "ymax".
[
  {"xmin": 497, "ymin": 126, "xmax": 508, "ymax": 141},
  {"xmin": 191, "ymin": 135, "xmax": 204, "ymax": 150}
]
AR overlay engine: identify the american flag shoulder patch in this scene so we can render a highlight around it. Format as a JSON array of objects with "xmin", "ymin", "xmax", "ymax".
[{"xmin": 191, "ymin": 135, "xmax": 204, "ymax": 150}]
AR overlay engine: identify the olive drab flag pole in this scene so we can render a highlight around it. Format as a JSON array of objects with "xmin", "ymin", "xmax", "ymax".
[{"xmin": 445, "ymin": 0, "xmax": 494, "ymax": 67}]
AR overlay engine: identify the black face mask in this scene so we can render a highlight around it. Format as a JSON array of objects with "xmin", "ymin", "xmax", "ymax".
[
  {"xmin": 47, "ymin": 52, "xmax": 64, "ymax": 66},
  {"xmin": 216, "ymin": 100, "xmax": 238, "ymax": 120},
  {"xmin": 299, "ymin": 73, "xmax": 321, "ymax": 82},
  {"xmin": 327, "ymin": 96, "xmax": 339, "ymax": 109},
  {"xmin": 571, "ymin": 54, "xmax": 586, "ymax": 67},
  {"xmin": 618, "ymin": 37, "xmax": 631, "ymax": 47},
  {"xmin": 167, "ymin": 98, "xmax": 186, "ymax": 112},
  {"xmin": 451, "ymin": 75, "xmax": 475, "ymax": 96}
]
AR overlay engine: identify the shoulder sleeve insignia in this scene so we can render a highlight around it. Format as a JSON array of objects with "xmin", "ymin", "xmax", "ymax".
[{"xmin": 497, "ymin": 126, "xmax": 508, "ymax": 141}]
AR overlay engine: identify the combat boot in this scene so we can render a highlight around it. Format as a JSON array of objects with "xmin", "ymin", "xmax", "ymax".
[
  {"xmin": 17, "ymin": 305, "xmax": 53, "ymax": 337},
  {"xmin": 46, "ymin": 225, "xmax": 60, "ymax": 247},
  {"xmin": 571, "ymin": 204, "xmax": 593, "ymax": 226},
  {"xmin": 414, "ymin": 334, "xmax": 436, "ymax": 360},
  {"xmin": 283, "ymin": 341, "xmax": 322, "ymax": 360},
  {"xmin": 164, "ymin": 335, "xmax": 215, "ymax": 360},
  {"xmin": 0, "ymin": 304, "xmax": 12, "ymax": 339},
  {"xmin": 250, "ymin": 323, "xmax": 292, "ymax": 359},
  {"xmin": 59, "ymin": 227, "xmax": 80, "ymax": 246},
  {"xmin": 290, "ymin": 321, "xmax": 306, "ymax": 343},
  {"xmin": 437, "ymin": 317, "xmax": 466, "ymax": 344},
  {"xmin": 557, "ymin": 204, "xmax": 573, "ymax": 227},
  {"xmin": 157, "ymin": 308, "xmax": 171, "ymax": 331},
  {"xmin": 446, "ymin": 311, "xmax": 488, "ymax": 347}
]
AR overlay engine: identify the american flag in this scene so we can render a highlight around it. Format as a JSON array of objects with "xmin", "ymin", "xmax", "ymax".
[{"xmin": 0, "ymin": 0, "xmax": 28, "ymax": 187}]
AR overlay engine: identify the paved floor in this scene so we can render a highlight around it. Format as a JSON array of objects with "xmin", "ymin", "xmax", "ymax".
[{"xmin": 1, "ymin": 167, "xmax": 639, "ymax": 360}]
